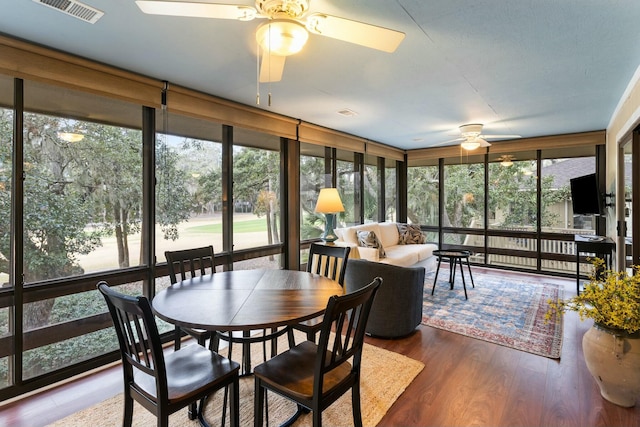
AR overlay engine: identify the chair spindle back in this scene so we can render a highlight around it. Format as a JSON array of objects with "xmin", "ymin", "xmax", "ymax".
[
  {"xmin": 307, "ymin": 243, "xmax": 351, "ymax": 285},
  {"xmin": 315, "ymin": 277, "xmax": 382, "ymax": 389},
  {"xmin": 165, "ymin": 245, "xmax": 215, "ymax": 284},
  {"xmin": 97, "ymin": 282, "xmax": 168, "ymax": 394}
]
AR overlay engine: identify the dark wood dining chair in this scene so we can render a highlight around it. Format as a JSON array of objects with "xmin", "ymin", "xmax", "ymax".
[
  {"xmin": 288, "ymin": 243, "xmax": 351, "ymax": 347},
  {"xmin": 254, "ymin": 276, "xmax": 382, "ymax": 427},
  {"xmin": 97, "ymin": 281, "xmax": 240, "ymax": 427},
  {"xmin": 165, "ymin": 246, "xmax": 217, "ymax": 350}
]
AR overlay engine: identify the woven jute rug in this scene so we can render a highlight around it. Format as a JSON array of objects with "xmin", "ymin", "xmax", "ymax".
[{"xmin": 48, "ymin": 331, "xmax": 423, "ymax": 426}]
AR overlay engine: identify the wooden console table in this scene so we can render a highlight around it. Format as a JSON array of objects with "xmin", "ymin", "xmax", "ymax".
[{"xmin": 575, "ymin": 235, "xmax": 615, "ymax": 295}]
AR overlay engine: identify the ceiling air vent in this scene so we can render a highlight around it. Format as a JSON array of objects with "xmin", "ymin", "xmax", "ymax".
[{"xmin": 33, "ymin": 0, "xmax": 104, "ymax": 24}]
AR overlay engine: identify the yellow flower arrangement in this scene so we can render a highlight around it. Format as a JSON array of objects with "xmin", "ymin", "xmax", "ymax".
[{"xmin": 547, "ymin": 258, "xmax": 640, "ymax": 334}]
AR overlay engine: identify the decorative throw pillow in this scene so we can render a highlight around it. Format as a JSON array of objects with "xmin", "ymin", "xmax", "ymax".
[
  {"xmin": 396, "ymin": 223, "xmax": 426, "ymax": 245},
  {"xmin": 356, "ymin": 230, "xmax": 386, "ymax": 258}
]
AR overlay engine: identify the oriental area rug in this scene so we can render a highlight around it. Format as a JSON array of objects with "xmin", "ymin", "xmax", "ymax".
[
  {"xmin": 48, "ymin": 332, "xmax": 423, "ymax": 427},
  {"xmin": 423, "ymin": 269, "xmax": 564, "ymax": 359}
]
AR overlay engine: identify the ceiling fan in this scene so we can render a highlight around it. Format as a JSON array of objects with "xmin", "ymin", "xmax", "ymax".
[
  {"xmin": 134, "ymin": 0, "xmax": 405, "ymax": 83},
  {"xmin": 439, "ymin": 124, "xmax": 521, "ymax": 150},
  {"xmin": 496, "ymin": 154, "xmax": 515, "ymax": 166}
]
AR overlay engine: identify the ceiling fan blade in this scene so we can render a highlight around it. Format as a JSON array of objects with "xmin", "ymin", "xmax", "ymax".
[
  {"xmin": 259, "ymin": 54, "xmax": 286, "ymax": 83},
  {"xmin": 481, "ymin": 134, "xmax": 522, "ymax": 139},
  {"xmin": 135, "ymin": 1, "xmax": 258, "ymax": 20},
  {"xmin": 429, "ymin": 137, "xmax": 463, "ymax": 147},
  {"xmin": 439, "ymin": 137, "xmax": 464, "ymax": 144},
  {"xmin": 305, "ymin": 13, "xmax": 405, "ymax": 53}
]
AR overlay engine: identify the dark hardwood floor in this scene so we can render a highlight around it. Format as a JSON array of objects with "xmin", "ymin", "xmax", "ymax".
[{"xmin": 1, "ymin": 267, "xmax": 640, "ymax": 426}]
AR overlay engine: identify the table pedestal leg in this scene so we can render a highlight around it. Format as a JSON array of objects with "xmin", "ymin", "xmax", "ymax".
[{"xmin": 242, "ymin": 331, "xmax": 251, "ymax": 375}]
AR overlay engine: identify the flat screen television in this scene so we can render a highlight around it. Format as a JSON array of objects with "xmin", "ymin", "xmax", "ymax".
[{"xmin": 570, "ymin": 173, "xmax": 603, "ymax": 215}]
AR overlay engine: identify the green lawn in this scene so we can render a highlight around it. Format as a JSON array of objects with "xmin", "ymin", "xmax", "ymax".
[{"xmin": 188, "ymin": 218, "xmax": 267, "ymax": 233}]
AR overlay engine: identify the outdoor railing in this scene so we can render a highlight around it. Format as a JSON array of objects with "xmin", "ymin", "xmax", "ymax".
[{"xmin": 463, "ymin": 227, "xmax": 597, "ymax": 275}]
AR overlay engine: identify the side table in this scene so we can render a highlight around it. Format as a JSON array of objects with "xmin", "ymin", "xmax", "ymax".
[
  {"xmin": 431, "ymin": 249, "xmax": 475, "ymax": 299},
  {"xmin": 575, "ymin": 235, "xmax": 615, "ymax": 295}
]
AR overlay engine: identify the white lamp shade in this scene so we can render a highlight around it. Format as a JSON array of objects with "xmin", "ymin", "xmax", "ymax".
[{"xmin": 315, "ymin": 188, "xmax": 345, "ymax": 213}]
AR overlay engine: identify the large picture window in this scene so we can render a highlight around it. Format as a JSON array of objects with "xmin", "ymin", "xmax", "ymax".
[
  {"xmin": 485, "ymin": 151, "xmax": 538, "ymax": 270},
  {"xmin": 385, "ymin": 158, "xmax": 397, "ymax": 222},
  {"xmin": 300, "ymin": 143, "xmax": 326, "ymax": 240},
  {"xmin": 23, "ymin": 82, "xmax": 143, "ymax": 280},
  {"xmin": 337, "ymin": 150, "xmax": 356, "ymax": 226},
  {"xmin": 155, "ymin": 113, "xmax": 224, "ymax": 262},
  {"xmin": 408, "ymin": 162, "xmax": 438, "ymax": 226},
  {"xmin": 443, "ymin": 156, "xmax": 485, "ymax": 236},
  {"xmin": 541, "ymin": 151, "xmax": 597, "ymax": 275},
  {"xmin": 407, "ymin": 160, "xmax": 439, "ymax": 243},
  {"xmin": 364, "ymin": 154, "xmax": 378, "ymax": 223},
  {"xmin": 232, "ymin": 129, "xmax": 281, "ymax": 260},
  {"xmin": 541, "ymin": 155, "xmax": 595, "ymax": 233},
  {"xmin": 18, "ymin": 80, "xmax": 144, "ymax": 380}
]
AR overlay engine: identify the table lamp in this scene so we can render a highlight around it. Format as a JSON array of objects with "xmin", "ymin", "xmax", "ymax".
[{"xmin": 315, "ymin": 188, "xmax": 345, "ymax": 243}]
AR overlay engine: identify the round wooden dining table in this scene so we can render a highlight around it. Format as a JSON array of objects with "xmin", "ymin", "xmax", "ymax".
[
  {"xmin": 152, "ymin": 268, "xmax": 344, "ymax": 373},
  {"xmin": 152, "ymin": 268, "xmax": 344, "ymax": 331}
]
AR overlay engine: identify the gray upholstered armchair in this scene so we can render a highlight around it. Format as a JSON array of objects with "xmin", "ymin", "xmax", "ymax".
[{"xmin": 344, "ymin": 259, "xmax": 425, "ymax": 338}]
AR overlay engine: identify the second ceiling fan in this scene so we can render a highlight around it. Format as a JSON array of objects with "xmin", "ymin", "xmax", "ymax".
[
  {"xmin": 135, "ymin": 0, "xmax": 406, "ymax": 83},
  {"xmin": 440, "ymin": 124, "xmax": 521, "ymax": 150}
]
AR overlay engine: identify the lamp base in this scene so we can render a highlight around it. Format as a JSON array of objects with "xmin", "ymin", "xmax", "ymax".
[{"xmin": 321, "ymin": 213, "xmax": 338, "ymax": 243}]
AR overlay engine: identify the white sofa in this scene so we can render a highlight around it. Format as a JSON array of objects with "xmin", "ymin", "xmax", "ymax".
[{"xmin": 334, "ymin": 222, "xmax": 438, "ymax": 270}]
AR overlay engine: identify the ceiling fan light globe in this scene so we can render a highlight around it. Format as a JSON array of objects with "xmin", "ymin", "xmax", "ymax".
[
  {"xmin": 461, "ymin": 140, "xmax": 481, "ymax": 150},
  {"xmin": 256, "ymin": 19, "xmax": 309, "ymax": 56}
]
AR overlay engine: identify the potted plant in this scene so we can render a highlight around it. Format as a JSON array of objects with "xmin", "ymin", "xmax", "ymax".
[{"xmin": 548, "ymin": 257, "xmax": 640, "ymax": 407}]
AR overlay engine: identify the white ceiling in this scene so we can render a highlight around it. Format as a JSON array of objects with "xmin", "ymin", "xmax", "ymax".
[{"xmin": 3, "ymin": 0, "xmax": 640, "ymax": 149}]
